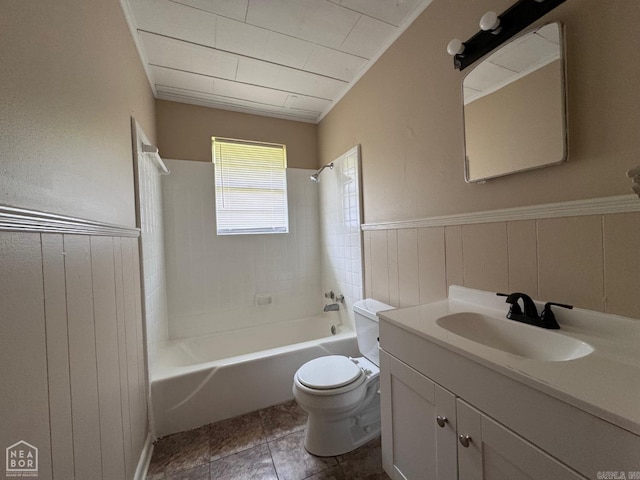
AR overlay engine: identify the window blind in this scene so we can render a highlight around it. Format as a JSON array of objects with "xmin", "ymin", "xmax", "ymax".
[{"xmin": 213, "ymin": 137, "xmax": 289, "ymax": 235}]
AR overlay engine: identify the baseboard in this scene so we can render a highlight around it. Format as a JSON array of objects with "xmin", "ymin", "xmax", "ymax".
[{"xmin": 134, "ymin": 433, "xmax": 155, "ymax": 480}]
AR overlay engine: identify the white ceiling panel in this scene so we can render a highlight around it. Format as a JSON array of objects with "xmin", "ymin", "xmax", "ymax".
[
  {"xmin": 129, "ymin": 0, "xmax": 217, "ymax": 48},
  {"xmin": 489, "ymin": 33, "xmax": 559, "ymax": 73},
  {"xmin": 537, "ymin": 22, "xmax": 560, "ymax": 44},
  {"xmin": 245, "ymin": 0, "xmax": 360, "ymax": 50},
  {"xmin": 215, "ymin": 16, "xmax": 314, "ymax": 69},
  {"xmin": 304, "ymin": 46, "xmax": 367, "ymax": 82},
  {"xmin": 289, "ymin": 95, "xmax": 332, "ymax": 113},
  {"xmin": 463, "ymin": 61, "xmax": 517, "ymax": 92},
  {"xmin": 334, "ymin": 0, "xmax": 421, "ymax": 27},
  {"xmin": 212, "ymin": 77, "xmax": 290, "ymax": 106},
  {"xmin": 157, "ymin": 87, "xmax": 319, "ymax": 121},
  {"xmin": 172, "ymin": 0, "xmax": 248, "ymax": 21},
  {"xmin": 339, "ymin": 15, "xmax": 396, "ymax": 58},
  {"xmin": 124, "ymin": 0, "xmax": 431, "ymax": 122},
  {"xmin": 151, "ymin": 65, "xmax": 215, "ymax": 94},
  {"xmin": 236, "ymin": 58, "xmax": 346, "ymax": 99},
  {"xmin": 139, "ymin": 32, "xmax": 238, "ymax": 80}
]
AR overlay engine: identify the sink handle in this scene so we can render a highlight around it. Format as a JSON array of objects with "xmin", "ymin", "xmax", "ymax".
[{"xmin": 540, "ymin": 302, "xmax": 573, "ymax": 329}]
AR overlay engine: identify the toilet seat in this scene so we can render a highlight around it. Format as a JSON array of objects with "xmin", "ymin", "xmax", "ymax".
[{"xmin": 297, "ymin": 355, "xmax": 363, "ymax": 390}]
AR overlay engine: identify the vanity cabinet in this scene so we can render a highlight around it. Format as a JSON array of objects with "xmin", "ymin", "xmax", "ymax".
[
  {"xmin": 380, "ymin": 350, "xmax": 584, "ymax": 480},
  {"xmin": 456, "ymin": 399, "xmax": 583, "ymax": 480},
  {"xmin": 379, "ymin": 317, "xmax": 640, "ymax": 480},
  {"xmin": 380, "ymin": 350, "xmax": 457, "ymax": 480}
]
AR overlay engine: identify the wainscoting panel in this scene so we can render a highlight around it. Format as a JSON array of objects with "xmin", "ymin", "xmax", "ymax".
[
  {"xmin": 91, "ymin": 236, "xmax": 127, "ymax": 480},
  {"xmin": 42, "ymin": 233, "xmax": 74, "ymax": 480},
  {"xmin": 65, "ymin": 234, "xmax": 103, "ymax": 479},
  {"xmin": 0, "ymin": 227, "xmax": 148, "ymax": 480},
  {"xmin": 0, "ymin": 232, "xmax": 52, "ymax": 479},
  {"xmin": 362, "ymin": 207, "xmax": 640, "ymax": 320}
]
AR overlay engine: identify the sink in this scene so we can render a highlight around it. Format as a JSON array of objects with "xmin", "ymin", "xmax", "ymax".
[{"xmin": 436, "ymin": 312, "xmax": 593, "ymax": 361}]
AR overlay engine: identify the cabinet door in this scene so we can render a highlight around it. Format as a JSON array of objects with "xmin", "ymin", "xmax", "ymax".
[
  {"xmin": 456, "ymin": 399, "xmax": 585, "ymax": 480},
  {"xmin": 380, "ymin": 350, "xmax": 457, "ymax": 480}
]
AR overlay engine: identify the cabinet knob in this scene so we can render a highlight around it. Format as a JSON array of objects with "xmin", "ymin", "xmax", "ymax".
[
  {"xmin": 459, "ymin": 434, "xmax": 472, "ymax": 448},
  {"xmin": 436, "ymin": 415, "xmax": 448, "ymax": 428}
]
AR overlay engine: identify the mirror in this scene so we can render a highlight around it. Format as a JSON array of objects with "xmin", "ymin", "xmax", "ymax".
[{"xmin": 463, "ymin": 22, "xmax": 566, "ymax": 183}]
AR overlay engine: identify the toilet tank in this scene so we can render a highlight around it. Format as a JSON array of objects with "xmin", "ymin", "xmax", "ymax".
[{"xmin": 353, "ymin": 299, "xmax": 395, "ymax": 366}]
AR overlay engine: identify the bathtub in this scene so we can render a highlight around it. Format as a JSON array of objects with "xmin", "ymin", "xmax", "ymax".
[{"xmin": 151, "ymin": 314, "xmax": 359, "ymax": 437}]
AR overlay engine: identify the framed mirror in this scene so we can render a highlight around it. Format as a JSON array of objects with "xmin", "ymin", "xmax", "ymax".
[{"xmin": 463, "ymin": 22, "xmax": 567, "ymax": 183}]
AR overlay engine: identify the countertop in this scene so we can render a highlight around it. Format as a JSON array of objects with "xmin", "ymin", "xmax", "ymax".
[{"xmin": 378, "ymin": 286, "xmax": 640, "ymax": 437}]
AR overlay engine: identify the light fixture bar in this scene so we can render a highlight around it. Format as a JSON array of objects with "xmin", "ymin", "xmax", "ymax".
[{"xmin": 452, "ymin": 0, "xmax": 566, "ymax": 71}]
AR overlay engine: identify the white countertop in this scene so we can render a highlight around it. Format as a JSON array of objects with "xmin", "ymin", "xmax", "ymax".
[{"xmin": 378, "ymin": 286, "xmax": 640, "ymax": 437}]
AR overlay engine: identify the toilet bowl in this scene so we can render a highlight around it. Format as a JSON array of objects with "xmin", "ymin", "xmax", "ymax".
[{"xmin": 292, "ymin": 299, "xmax": 394, "ymax": 457}]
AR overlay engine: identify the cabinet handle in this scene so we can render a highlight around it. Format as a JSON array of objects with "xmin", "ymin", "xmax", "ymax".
[
  {"xmin": 436, "ymin": 416, "xmax": 448, "ymax": 428},
  {"xmin": 459, "ymin": 434, "xmax": 472, "ymax": 448}
]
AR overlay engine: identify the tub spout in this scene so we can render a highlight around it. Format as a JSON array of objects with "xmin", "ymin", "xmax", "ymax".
[{"xmin": 324, "ymin": 303, "xmax": 340, "ymax": 312}]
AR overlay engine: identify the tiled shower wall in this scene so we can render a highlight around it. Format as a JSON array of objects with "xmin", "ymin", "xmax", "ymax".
[
  {"xmin": 319, "ymin": 146, "xmax": 363, "ymax": 329},
  {"xmin": 363, "ymin": 212, "xmax": 640, "ymax": 320},
  {"xmin": 136, "ymin": 149, "xmax": 169, "ymax": 370},
  {"xmin": 162, "ymin": 160, "xmax": 323, "ymax": 340},
  {"xmin": 0, "ymin": 232, "xmax": 149, "ymax": 479}
]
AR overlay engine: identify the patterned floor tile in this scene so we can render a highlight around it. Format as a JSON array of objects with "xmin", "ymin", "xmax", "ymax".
[
  {"xmin": 147, "ymin": 425, "xmax": 210, "ymax": 478},
  {"xmin": 336, "ymin": 437, "xmax": 390, "ymax": 479},
  {"xmin": 269, "ymin": 430, "xmax": 337, "ymax": 480},
  {"xmin": 209, "ymin": 443, "xmax": 277, "ymax": 480},
  {"xmin": 164, "ymin": 463, "xmax": 210, "ymax": 480},
  {"xmin": 210, "ymin": 410, "xmax": 266, "ymax": 460},
  {"xmin": 259, "ymin": 399, "xmax": 308, "ymax": 441}
]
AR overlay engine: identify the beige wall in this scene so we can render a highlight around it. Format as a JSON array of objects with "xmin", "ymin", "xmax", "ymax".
[
  {"xmin": 0, "ymin": 0, "xmax": 156, "ymax": 227},
  {"xmin": 156, "ymin": 100, "xmax": 318, "ymax": 169},
  {"xmin": 319, "ymin": 0, "xmax": 640, "ymax": 319},
  {"xmin": 318, "ymin": 0, "xmax": 640, "ymax": 223}
]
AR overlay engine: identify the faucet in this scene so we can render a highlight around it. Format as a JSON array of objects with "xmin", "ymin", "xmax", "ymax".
[
  {"xmin": 497, "ymin": 293, "xmax": 572, "ymax": 329},
  {"xmin": 324, "ymin": 303, "xmax": 340, "ymax": 312}
]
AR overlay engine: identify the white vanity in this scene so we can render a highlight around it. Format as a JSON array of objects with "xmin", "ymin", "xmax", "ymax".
[{"xmin": 378, "ymin": 286, "xmax": 640, "ymax": 480}]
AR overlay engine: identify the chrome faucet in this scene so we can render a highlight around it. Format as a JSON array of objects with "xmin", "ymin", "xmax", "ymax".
[
  {"xmin": 323, "ymin": 303, "xmax": 340, "ymax": 312},
  {"xmin": 497, "ymin": 292, "xmax": 572, "ymax": 329}
]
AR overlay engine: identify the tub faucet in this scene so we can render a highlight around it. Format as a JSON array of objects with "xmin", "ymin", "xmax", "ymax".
[{"xmin": 324, "ymin": 303, "xmax": 340, "ymax": 312}]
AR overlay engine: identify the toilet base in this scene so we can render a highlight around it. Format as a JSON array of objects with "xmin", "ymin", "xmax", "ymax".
[{"xmin": 303, "ymin": 393, "xmax": 381, "ymax": 457}]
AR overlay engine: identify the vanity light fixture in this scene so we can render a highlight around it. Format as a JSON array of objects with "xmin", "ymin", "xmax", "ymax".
[
  {"xmin": 446, "ymin": 38, "xmax": 465, "ymax": 56},
  {"xmin": 447, "ymin": 0, "xmax": 566, "ymax": 71},
  {"xmin": 479, "ymin": 11, "xmax": 501, "ymax": 34}
]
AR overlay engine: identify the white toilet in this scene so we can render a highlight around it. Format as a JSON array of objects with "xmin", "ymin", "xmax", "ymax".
[{"xmin": 292, "ymin": 298, "xmax": 394, "ymax": 457}]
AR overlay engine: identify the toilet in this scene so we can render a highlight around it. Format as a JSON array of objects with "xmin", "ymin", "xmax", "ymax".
[{"xmin": 292, "ymin": 298, "xmax": 394, "ymax": 457}]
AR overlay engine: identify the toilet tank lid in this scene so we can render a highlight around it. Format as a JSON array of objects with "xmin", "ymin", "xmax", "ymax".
[{"xmin": 353, "ymin": 298, "xmax": 395, "ymax": 321}]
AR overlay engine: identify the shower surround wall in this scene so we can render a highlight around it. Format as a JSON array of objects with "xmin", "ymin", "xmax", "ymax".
[
  {"xmin": 162, "ymin": 160, "xmax": 323, "ymax": 340},
  {"xmin": 319, "ymin": 146, "xmax": 364, "ymax": 329},
  {"xmin": 133, "ymin": 121, "xmax": 169, "ymax": 371}
]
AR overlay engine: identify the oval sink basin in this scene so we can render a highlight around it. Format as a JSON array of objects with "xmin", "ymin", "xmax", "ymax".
[{"xmin": 436, "ymin": 312, "xmax": 593, "ymax": 361}]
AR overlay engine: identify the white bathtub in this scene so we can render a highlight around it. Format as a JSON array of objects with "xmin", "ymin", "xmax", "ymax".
[{"xmin": 151, "ymin": 314, "xmax": 359, "ymax": 437}]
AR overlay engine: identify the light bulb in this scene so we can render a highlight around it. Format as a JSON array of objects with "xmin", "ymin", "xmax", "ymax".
[
  {"xmin": 447, "ymin": 39, "xmax": 465, "ymax": 56},
  {"xmin": 480, "ymin": 11, "xmax": 501, "ymax": 32}
]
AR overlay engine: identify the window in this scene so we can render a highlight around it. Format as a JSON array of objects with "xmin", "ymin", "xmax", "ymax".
[{"xmin": 212, "ymin": 137, "xmax": 289, "ymax": 235}]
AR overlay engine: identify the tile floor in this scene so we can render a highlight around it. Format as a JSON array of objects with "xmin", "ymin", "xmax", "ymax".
[{"xmin": 146, "ymin": 400, "xmax": 391, "ymax": 480}]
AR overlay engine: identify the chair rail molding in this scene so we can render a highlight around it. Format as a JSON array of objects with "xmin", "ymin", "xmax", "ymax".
[
  {"xmin": 0, "ymin": 205, "xmax": 140, "ymax": 237},
  {"xmin": 361, "ymin": 194, "xmax": 640, "ymax": 231}
]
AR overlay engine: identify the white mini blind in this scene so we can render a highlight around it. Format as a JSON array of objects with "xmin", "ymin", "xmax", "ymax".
[{"xmin": 213, "ymin": 137, "xmax": 289, "ymax": 235}]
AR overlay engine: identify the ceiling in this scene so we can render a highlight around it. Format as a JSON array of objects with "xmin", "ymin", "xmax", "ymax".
[{"xmin": 122, "ymin": 0, "xmax": 432, "ymax": 123}]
